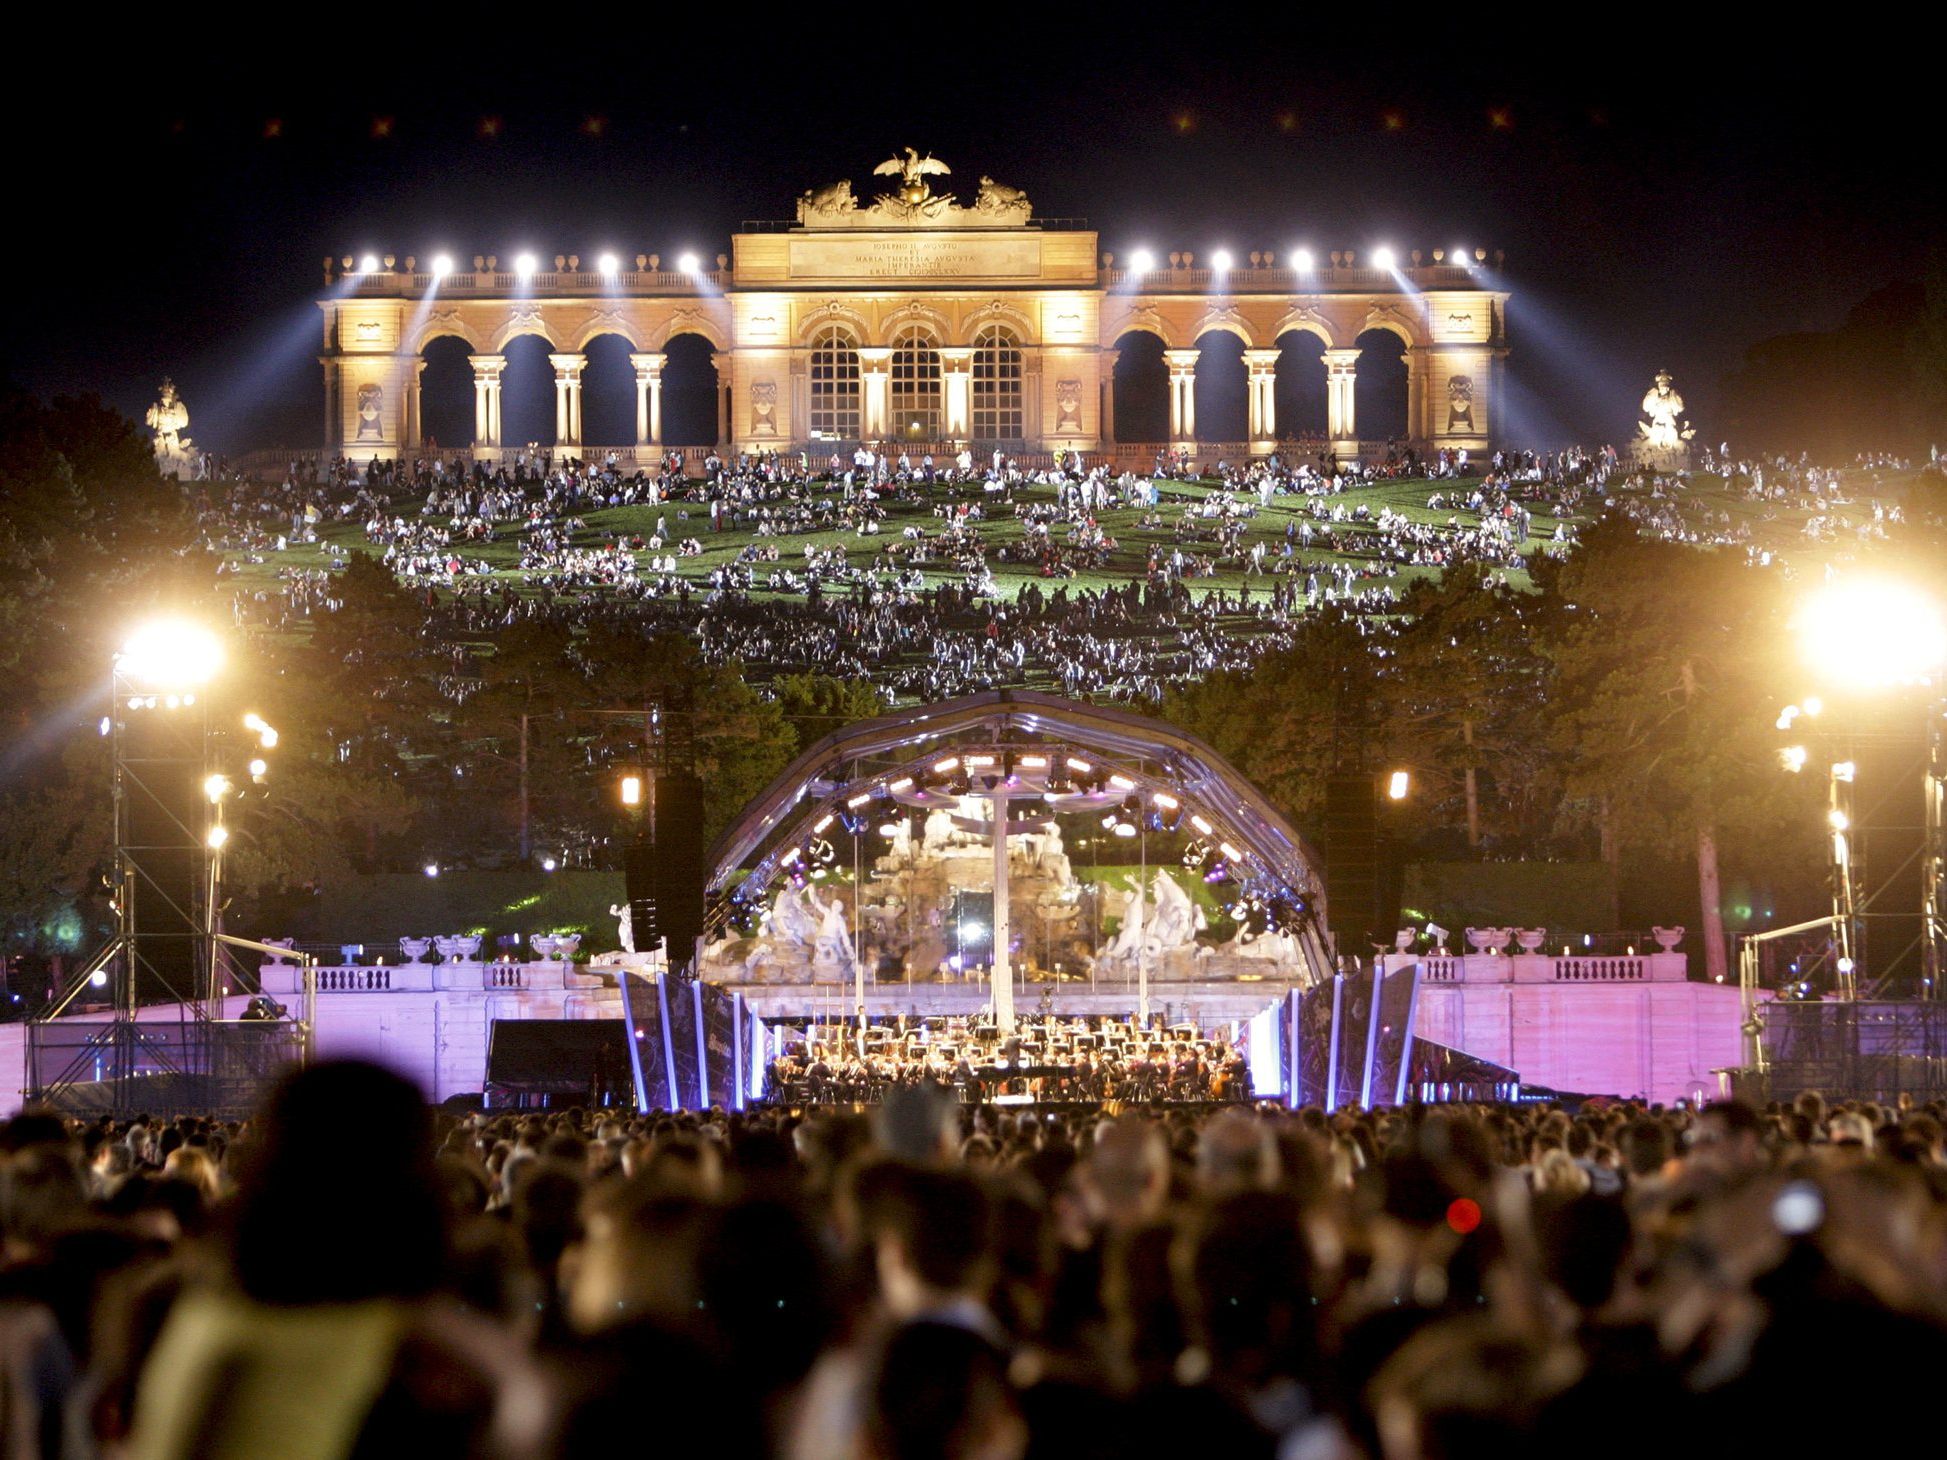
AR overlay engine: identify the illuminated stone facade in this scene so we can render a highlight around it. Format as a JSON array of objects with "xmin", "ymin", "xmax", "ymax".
[{"xmin": 317, "ymin": 160, "xmax": 1510, "ymax": 463}]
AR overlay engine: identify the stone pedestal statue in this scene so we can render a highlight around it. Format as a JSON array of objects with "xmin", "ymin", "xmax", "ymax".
[
  {"xmin": 146, "ymin": 378, "xmax": 199, "ymax": 479},
  {"xmin": 1630, "ymin": 369, "xmax": 1695, "ymax": 472}
]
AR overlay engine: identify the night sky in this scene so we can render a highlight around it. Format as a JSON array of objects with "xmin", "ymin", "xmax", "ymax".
[{"xmin": 12, "ymin": 20, "xmax": 1935, "ymax": 452}]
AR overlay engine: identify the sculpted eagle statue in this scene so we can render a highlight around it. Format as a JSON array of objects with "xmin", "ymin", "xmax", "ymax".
[{"xmin": 873, "ymin": 148, "xmax": 950, "ymax": 203}]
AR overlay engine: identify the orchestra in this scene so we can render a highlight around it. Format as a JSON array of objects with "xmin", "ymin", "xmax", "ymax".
[{"xmin": 762, "ymin": 1013, "xmax": 1250, "ymax": 1106}]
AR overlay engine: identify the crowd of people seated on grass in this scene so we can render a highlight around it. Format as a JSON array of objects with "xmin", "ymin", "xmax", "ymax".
[
  {"xmin": 209, "ymin": 443, "xmax": 1929, "ymax": 697},
  {"xmin": 2, "ymin": 1061, "xmax": 1944, "ymax": 1458}
]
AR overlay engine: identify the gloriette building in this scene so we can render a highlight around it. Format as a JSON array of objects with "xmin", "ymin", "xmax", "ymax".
[{"xmin": 317, "ymin": 153, "xmax": 1510, "ymax": 464}]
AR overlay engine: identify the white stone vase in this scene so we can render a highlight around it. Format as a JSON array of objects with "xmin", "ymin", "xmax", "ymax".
[
  {"xmin": 399, "ymin": 937, "xmax": 432, "ymax": 963},
  {"xmin": 1515, "ymin": 928, "xmax": 1547, "ymax": 953},
  {"xmin": 1651, "ymin": 925, "xmax": 1685, "ymax": 952}
]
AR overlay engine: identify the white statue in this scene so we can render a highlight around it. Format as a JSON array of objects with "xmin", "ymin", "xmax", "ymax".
[
  {"xmin": 768, "ymin": 885, "xmax": 819, "ymax": 952},
  {"xmin": 1035, "ymin": 821, "xmax": 1071, "ymax": 884},
  {"xmin": 609, "ymin": 901, "xmax": 635, "ymax": 954},
  {"xmin": 1100, "ymin": 876, "xmax": 1147, "ymax": 963},
  {"xmin": 1632, "ymin": 369, "xmax": 1695, "ymax": 469},
  {"xmin": 1143, "ymin": 870, "xmax": 1204, "ymax": 957},
  {"xmin": 146, "ymin": 378, "xmax": 198, "ymax": 478},
  {"xmin": 809, "ymin": 889, "xmax": 854, "ymax": 971},
  {"xmin": 922, "ymin": 807, "xmax": 957, "ymax": 855},
  {"xmin": 880, "ymin": 819, "xmax": 914, "ymax": 868}
]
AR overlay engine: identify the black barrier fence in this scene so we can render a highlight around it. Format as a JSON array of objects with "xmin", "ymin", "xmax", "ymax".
[
  {"xmin": 28, "ymin": 1018, "xmax": 306, "ymax": 1118},
  {"xmin": 1743, "ymin": 1000, "xmax": 1947, "ymax": 1104}
]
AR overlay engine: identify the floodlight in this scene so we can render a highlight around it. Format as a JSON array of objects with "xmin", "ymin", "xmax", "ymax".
[
  {"xmin": 248, "ymin": 757, "xmax": 268, "ymax": 776},
  {"xmin": 1210, "ymin": 248, "xmax": 1233, "ymax": 271},
  {"xmin": 1290, "ymin": 248, "xmax": 1315, "ymax": 270},
  {"xmin": 258, "ymin": 727, "xmax": 279, "ymax": 748},
  {"xmin": 1779, "ymin": 746, "xmax": 1808, "ymax": 773},
  {"xmin": 542, "ymin": 857, "xmax": 558, "ymax": 872},
  {"xmin": 424, "ymin": 863, "xmax": 439, "ymax": 877},
  {"xmin": 1189, "ymin": 814, "xmax": 1214, "ymax": 835},
  {"xmin": 1113, "ymin": 822, "xmax": 1138, "ymax": 839},
  {"xmin": 431, "ymin": 254, "xmax": 454, "ymax": 278},
  {"xmin": 678, "ymin": 252, "xmax": 701, "ymax": 274},
  {"xmin": 597, "ymin": 252, "xmax": 619, "ymax": 276},
  {"xmin": 1387, "ymin": 770, "xmax": 1410, "ymax": 800},
  {"xmin": 1452, "ymin": 246, "xmax": 1469, "ymax": 266},
  {"xmin": 1828, "ymin": 809, "xmax": 1850, "ymax": 832},
  {"xmin": 358, "ymin": 253, "xmax": 380, "ymax": 274},
  {"xmin": 243, "ymin": 712, "xmax": 266, "ymax": 732},
  {"xmin": 1128, "ymin": 248, "xmax": 1155, "ymax": 274},
  {"xmin": 1372, "ymin": 246, "xmax": 1398, "ymax": 270},
  {"xmin": 1803, "ymin": 696, "xmax": 1823, "ymax": 716},
  {"xmin": 1798, "ymin": 579, "xmax": 1947, "ymax": 688},
  {"xmin": 120, "ymin": 620, "xmax": 222, "ymax": 690},
  {"xmin": 619, "ymin": 774, "xmax": 643, "ymax": 807},
  {"xmin": 90, "ymin": 970, "xmax": 108, "ymax": 988},
  {"xmin": 514, "ymin": 252, "xmax": 538, "ymax": 280},
  {"xmin": 206, "ymin": 825, "xmax": 230, "ymax": 850},
  {"xmin": 203, "ymin": 774, "xmax": 231, "ymax": 804}
]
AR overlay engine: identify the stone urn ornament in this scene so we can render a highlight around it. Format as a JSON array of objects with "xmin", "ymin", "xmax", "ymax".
[
  {"xmin": 1395, "ymin": 928, "xmax": 1417, "ymax": 952},
  {"xmin": 455, "ymin": 933, "xmax": 483, "ymax": 960},
  {"xmin": 1466, "ymin": 927, "xmax": 1514, "ymax": 955},
  {"xmin": 399, "ymin": 937, "xmax": 432, "ymax": 963},
  {"xmin": 432, "ymin": 935, "xmax": 460, "ymax": 962},
  {"xmin": 553, "ymin": 934, "xmax": 582, "ymax": 961},
  {"xmin": 1651, "ymin": 926, "xmax": 1686, "ymax": 952},
  {"xmin": 1515, "ymin": 928, "xmax": 1547, "ymax": 954},
  {"xmin": 529, "ymin": 933, "xmax": 560, "ymax": 960}
]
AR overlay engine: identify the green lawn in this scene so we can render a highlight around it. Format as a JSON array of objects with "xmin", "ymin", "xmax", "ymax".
[{"xmin": 220, "ymin": 466, "xmax": 1923, "ymax": 664}]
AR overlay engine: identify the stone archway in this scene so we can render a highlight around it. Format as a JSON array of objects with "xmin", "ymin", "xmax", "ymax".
[
  {"xmin": 419, "ymin": 335, "xmax": 475, "ymax": 450},
  {"xmin": 1193, "ymin": 330, "xmax": 1247, "ymax": 444},
  {"xmin": 499, "ymin": 334, "xmax": 557, "ymax": 449},
  {"xmin": 1110, "ymin": 330, "xmax": 1168, "ymax": 444},
  {"xmin": 578, "ymin": 333, "xmax": 638, "ymax": 449},
  {"xmin": 661, "ymin": 333, "xmax": 720, "ymax": 447},
  {"xmin": 1274, "ymin": 329, "xmax": 1328, "ymax": 442},
  {"xmin": 1354, "ymin": 328, "xmax": 1409, "ymax": 444}
]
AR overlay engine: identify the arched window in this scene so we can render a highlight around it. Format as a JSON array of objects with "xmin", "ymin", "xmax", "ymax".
[
  {"xmin": 972, "ymin": 324, "xmax": 1024, "ymax": 443},
  {"xmin": 890, "ymin": 326, "xmax": 942, "ymax": 439},
  {"xmin": 809, "ymin": 326, "xmax": 860, "ymax": 441}
]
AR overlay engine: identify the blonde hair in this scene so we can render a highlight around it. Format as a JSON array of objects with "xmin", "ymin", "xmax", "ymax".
[{"xmin": 163, "ymin": 1146, "xmax": 223, "ymax": 1202}]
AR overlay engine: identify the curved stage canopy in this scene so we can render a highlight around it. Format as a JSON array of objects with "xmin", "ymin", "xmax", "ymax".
[{"xmin": 706, "ymin": 689, "xmax": 1334, "ymax": 987}]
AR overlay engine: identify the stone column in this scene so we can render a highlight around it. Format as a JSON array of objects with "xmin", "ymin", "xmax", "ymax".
[
  {"xmin": 712, "ymin": 352, "xmax": 733, "ymax": 447},
  {"xmin": 468, "ymin": 355, "xmax": 505, "ymax": 448},
  {"xmin": 1323, "ymin": 348, "xmax": 1362, "ymax": 457},
  {"xmin": 549, "ymin": 353, "xmax": 585, "ymax": 449},
  {"xmin": 938, "ymin": 347, "xmax": 975, "ymax": 441},
  {"xmin": 1243, "ymin": 348, "xmax": 1280, "ymax": 452},
  {"xmin": 1100, "ymin": 348, "xmax": 1119, "ymax": 444},
  {"xmin": 856, "ymin": 347, "xmax": 893, "ymax": 442},
  {"xmin": 1406, "ymin": 347, "xmax": 1429, "ymax": 442},
  {"xmin": 406, "ymin": 359, "xmax": 427, "ymax": 450},
  {"xmin": 629, "ymin": 352, "xmax": 666, "ymax": 446},
  {"xmin": 1163, "ymin": 348, "xmax": 1200, "ymax": 446}
]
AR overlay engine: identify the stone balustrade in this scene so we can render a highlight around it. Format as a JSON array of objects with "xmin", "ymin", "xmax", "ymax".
[
  {"xmin": 257, "ymin": 958, "xmax": 596, "ymax": 995},
  {"xmin": 1379, "ymin": 951, "xmax": 1688, "ymax": 984}
]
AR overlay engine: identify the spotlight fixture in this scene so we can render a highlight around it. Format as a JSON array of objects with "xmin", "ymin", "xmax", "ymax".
[
  {"xmin": 430, "ymin": 254, "xmax": 454, "ymax": 278},
  {"xmin": 358, "ymin": 253, "xmax": 380, "ymax": 274},
  {"xmin": 597, "ymin": 252, "xmax": 619, "ymax": 275},
  {"xmin": 514, "ymin": 252, "xmax": 538, "ymax": 280},
  {"xmin": 678, "ymin": 251, "xmax": 701, "ymax": 274},
  {"xmin": 1128, "ymin": 248, "xmax": 1155, "ymax": 273},
  {"xmin": 1372, "ymin": 246, "xmax": 1397, "ymax": 270},
  {"xmin": 1210, "ymin": 248, "xmax": 1233, "ymax": 271},
  {"xmin": 1290, "ymin": 247, "xmax": 1315, "ymax": 270}
]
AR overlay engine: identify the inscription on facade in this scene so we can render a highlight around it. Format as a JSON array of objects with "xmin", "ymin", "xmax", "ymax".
[{"xmin": 789, "ymin": 236, "xmax": 1040, "ymax": 280}]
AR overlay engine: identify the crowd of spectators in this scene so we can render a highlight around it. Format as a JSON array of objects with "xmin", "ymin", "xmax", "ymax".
[
  {"xmin": 201, "ymin": 444, "xmax": 1925, "ymax": 704},
  {"xmin": 2, "ymin": 1061, "xmax": 1944, "ymax": 1458}
]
